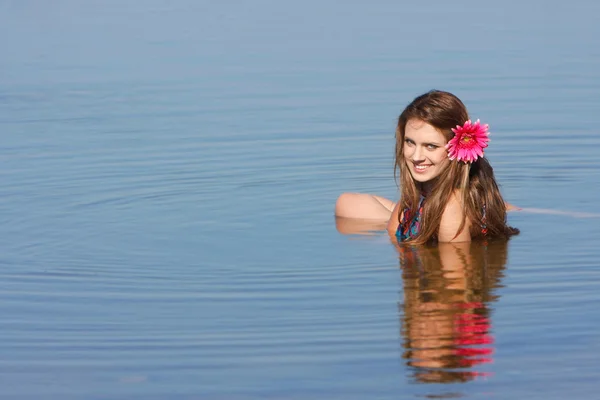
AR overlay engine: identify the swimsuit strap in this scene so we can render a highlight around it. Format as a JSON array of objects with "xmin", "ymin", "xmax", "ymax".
[{"xmin": 481, "ymin": 203, "xmax": 488, "ymax": 236}]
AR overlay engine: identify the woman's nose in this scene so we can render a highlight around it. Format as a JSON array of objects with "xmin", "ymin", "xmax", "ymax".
[{"xmin": 412, "ymin": 146, "xmax": 424, "ymax": 161}]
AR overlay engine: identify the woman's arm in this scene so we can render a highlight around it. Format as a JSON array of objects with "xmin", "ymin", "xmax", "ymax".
[
  {"xmin": 334, "ymin": 193, "xmax": 397, "ymax": 235},
  {"xmin": 334, "ymin": 193, "xmax": 395, "ymax": 219},
  {"xmin": 386, "ymin": 201, "xmax": 401, "ymax": 237}
]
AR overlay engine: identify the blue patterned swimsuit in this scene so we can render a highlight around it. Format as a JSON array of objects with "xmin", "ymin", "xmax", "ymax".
[{"xmin": 396, "ymin": 196, "xmax": 426, "ymax": 242}]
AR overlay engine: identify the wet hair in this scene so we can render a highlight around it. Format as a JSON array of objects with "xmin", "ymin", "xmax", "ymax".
[{"xmin": 394, "ymin": 90, "xmax": 519, "ymax": 244}]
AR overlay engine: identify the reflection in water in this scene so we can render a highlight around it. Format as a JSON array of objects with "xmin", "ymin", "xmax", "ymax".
[{"xmin": 396, "ymin": 241, "xmax": 508, "ymax": 384}]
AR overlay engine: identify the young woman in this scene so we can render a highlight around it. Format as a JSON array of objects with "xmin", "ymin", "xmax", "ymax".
[{"xmin": 335, "ymin": 90, "xmax": 519, "ymax": 244}]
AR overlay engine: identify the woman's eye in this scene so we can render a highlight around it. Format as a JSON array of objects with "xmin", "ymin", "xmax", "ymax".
[
  {"xmin": 426, "ymin": 144, "xmax": 438, "ymax": 150},
  {"xmin": 404, "ymin": 139, "xmax": 414, "ymax": 146}
]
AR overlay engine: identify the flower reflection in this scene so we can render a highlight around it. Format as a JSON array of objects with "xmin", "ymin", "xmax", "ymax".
[{"xmin": 396, "ymin": 241, "xmax": 508, "ymax": 383}]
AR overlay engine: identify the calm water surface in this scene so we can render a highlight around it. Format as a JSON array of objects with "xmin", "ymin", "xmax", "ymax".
[{"xmin": 1, "ymin": 1, "xmax": 600, "ymax": 399}]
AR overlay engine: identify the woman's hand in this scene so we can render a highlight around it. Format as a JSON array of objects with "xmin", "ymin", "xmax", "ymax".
[{"xmin": 505, "ymin": 202, "xmax": 522, "ymax": 211}]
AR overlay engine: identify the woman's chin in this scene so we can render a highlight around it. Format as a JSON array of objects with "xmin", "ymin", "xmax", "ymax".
[{"xmin": 410, "ymin": 173, "xmax": 433, "ymax": 183}]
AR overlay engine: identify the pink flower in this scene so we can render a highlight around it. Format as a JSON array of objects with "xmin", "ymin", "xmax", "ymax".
[{"xmin": 446, "ymin": 119, "xmax": 490, "ymax": 163}]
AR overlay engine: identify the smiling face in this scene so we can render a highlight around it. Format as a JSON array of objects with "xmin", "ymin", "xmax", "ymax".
[{"xmin": 403, "ymin": 119, "xmax": 451, "ymax": 183}]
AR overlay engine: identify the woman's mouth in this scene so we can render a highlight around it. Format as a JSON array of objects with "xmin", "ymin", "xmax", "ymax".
[{"xmin": 413, "ymin": 164, "xmax": 432, "ymax": 173}]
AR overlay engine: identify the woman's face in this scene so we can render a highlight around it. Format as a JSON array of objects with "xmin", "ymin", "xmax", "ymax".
[{"xmin": 403, "ymin": 119, "xmax": 450, "ymax": 183}]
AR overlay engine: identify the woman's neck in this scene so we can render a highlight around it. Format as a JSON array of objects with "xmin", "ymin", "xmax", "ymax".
[{"xmin": 418, "ymin": 180, "xmax": 435, "ymax": 197}]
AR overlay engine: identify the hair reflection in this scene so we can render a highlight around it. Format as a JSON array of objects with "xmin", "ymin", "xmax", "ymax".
[{"xmin": 397, "ymin": 240, "xmax": 508, "ymax": 383}]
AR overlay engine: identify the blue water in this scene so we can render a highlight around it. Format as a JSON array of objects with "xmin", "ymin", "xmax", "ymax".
[{"xmin": 2, "ymin": 1, "xmax": 600, "ymax": 399}]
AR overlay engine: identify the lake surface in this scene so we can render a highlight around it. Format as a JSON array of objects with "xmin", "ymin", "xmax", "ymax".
[{"xmin": 1, "ymin": 1, "xmax": 600, "ymax": 399}]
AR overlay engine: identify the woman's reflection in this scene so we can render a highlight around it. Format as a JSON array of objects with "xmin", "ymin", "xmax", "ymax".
[{"xmin": 396, "ymin": 240, "xmax": 508, "ymax": 383}]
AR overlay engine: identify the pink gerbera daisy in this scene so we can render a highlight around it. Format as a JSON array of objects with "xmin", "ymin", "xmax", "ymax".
[{"xmin": 446, "ymin": 119, "xmax": 490, "ymax": 163}]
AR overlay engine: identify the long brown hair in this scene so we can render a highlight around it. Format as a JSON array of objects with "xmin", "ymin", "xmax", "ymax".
[{"xmin": 394, "ymin": 90, "xmax": 519, "ymax": 244}]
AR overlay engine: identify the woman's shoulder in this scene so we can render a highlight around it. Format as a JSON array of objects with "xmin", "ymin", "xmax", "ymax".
[{"xmin": 438, "ymin": 191, "xmax": 471, "ymax": 242}]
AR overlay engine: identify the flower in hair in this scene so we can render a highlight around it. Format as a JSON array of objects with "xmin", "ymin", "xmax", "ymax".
[{"xmin": 446, "ymin": 119, "xmax": 490, "ymax": 163}]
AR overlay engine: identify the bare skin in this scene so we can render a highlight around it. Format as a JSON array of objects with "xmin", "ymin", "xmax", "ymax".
[{"xmin": 334, "ymin": 193, "xmax": 395, "ymax": 219}]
